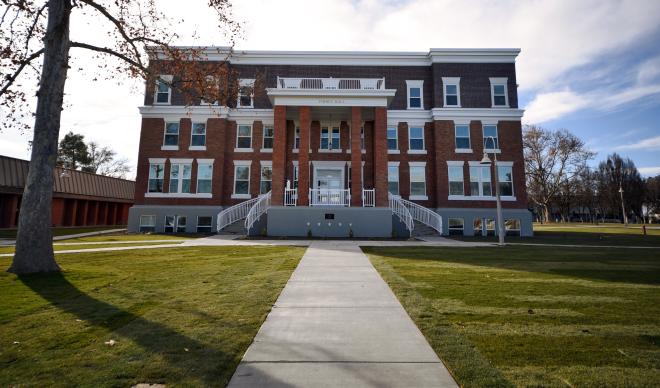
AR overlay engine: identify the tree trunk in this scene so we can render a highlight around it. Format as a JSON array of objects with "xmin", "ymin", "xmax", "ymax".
[
  {"xmin": 542, "ymin": 204, "xmax": 550, "ymax": 223},
  {"xmin": 8, "ymin": 0, "xmax": 72, "ymax": 274}
]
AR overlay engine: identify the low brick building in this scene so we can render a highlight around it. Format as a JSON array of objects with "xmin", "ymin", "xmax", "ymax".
[
  {"xmin": 0, "ymin": 155, "xmax": 134, "ymax": 228},
  {"xmin": 128, "ymin": 48, "xmax": 533, "ymax": 237}
]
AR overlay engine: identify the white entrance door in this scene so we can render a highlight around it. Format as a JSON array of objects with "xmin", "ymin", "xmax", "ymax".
[
  {"xmin": 316, "ymin": 168, "xmax": 343, "ymax": 190},
  {"xmin": 312, "ymin": 167, "xmax": 347, "ymax": 205}
]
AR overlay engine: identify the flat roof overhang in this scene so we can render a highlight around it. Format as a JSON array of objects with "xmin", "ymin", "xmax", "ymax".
[{"xmin": 266, "ymin": 88, "xmax": 397, "ymax": 107}]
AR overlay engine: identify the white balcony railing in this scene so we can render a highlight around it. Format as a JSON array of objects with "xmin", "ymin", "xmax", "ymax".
[
  {"xmin": 401, "ymin": 197, "xmax": 443, "ymax": 235},
  {"xmin": 277, "ymin": 77, "xmax": 385, "ymax": 90},
  {"xmin": 309, "ymin": 189, "xmax": 350, "ymax": 206},
  {"xmin": 217, "ymin": 196, "xmax": 259, "ymax": 232},
  {"xmin": 245, "ymin": 191, "xmax": 271, "ymax": 232},
  {"xmin": 362, "ymin": 189, "xmax": 375, "ymax": 207},
  {"xmin": 389, "ymin": 193, "xmax": 414, "ymax": 237},
  {"xmin": 284, "ymin": 188, "xmax": 297, "ymax": 206}
]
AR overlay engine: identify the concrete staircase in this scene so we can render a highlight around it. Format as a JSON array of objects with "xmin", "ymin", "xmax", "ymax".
[
  {"xmin": 412, "ymin": 220, "xmax": 439, "ymax": 237},
  {"xmin": 217, "ymin": 219, "xmax": 246, "ymax": 236}
]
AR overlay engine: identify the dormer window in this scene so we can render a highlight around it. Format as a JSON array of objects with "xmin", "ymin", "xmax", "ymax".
[
  {"xmin": 490, "ymin": 77, "xmax": 509, "ymax": 107},
  {"xmin": 237, "ymin": 78, "xmax": 255, "ymax": 108},
  {"xmin": 442, "ymin": 77, "xmax": 460, "ymax": 107},
  {"xmin": 406, "ymin": 80, "xmax": 423, "ymax": 109},
  {"xmin": 154, "ymin": 75, "xmax": 173, "ymax": 105}
]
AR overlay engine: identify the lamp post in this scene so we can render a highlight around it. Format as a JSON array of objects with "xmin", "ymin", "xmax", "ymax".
[
  {"xmin": 481, "ymin": 136, "xmax": 505, "ymax": 246},
  {"xmin": 607, "ymin": 159, "xmax": 628, "ymax": 226}
]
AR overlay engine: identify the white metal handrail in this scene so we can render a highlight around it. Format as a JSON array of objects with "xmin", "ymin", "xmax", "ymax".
[
  {"xmin": 362, "ymin": 189, "xmax": 375, "ymax": 207},
  {"xmin": 277, "ymin": 77, "xmax": 385, "ymax": 90},
  {"xmin": 401, "ymin": 197, "xmax": 443, "ymax": 234},
  {"xmin": 309, "ymin": 189, "xmax": 350, "ymax": 206},
  {"xmin": 245, "ymin": 191, "xmax": 272, "ymax": 232},
  {"xmin": 389, "ymin": 193, "xmax": 414, "ymax": 236},
  {"xmin": 284, "ymin": 188, "xmax": 297, "ymax": 206},
  {"xmin": 217, "ymin": 196, "xmax": 259, "ymax": 232}
]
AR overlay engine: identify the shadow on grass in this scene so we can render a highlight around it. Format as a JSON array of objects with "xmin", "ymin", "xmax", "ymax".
[
  {"xmin": 18, "ymin": 272, "xmax": 232, "ymax": 385},
  {"xmin": 450, "ymin": 230, "xmax": 660, "ymax": 247},
  {"xmin": 363, "ymin": 246, "xmax": 660, "ymax": 286}
]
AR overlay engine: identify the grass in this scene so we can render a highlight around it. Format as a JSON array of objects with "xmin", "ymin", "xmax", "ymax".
[
  {"xmin": 451, "ymin": 223, "xmax": 660, "ymax": 247},
  {"xmin": 63, "ymin": 232, "xmax": 195, "ymax": 243},
  {"xmin": 0, "ymin": 246, "xmax": 305, "ymax": 387},
  {"xmin": 365, "ymin": 245, "xmax": 660, "ymax": 387},
  {"xmin": 0, "ymin": 226, "xmax": 124, "ymax": 239},
  {"xmin": 0, "ymin": 241, "xmax": 183, "ymax": 255}
]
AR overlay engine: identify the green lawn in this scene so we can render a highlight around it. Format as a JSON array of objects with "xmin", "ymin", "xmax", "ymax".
[
  {"xmin": 0, "ymin": 241, "xmax": 183, "ymax": 255},
  {"xmin": 0, "ymin": 226, "xmax": 124, "ymax": 239},
  {"xmin": 452, "ymin": 223, "xmax": 660, "ymax": 247},
  {"xmin": 63, "ymin": 233, "xmax": 195, "ymax": 243},
  {"xmin": 365, "ymin": 246, "xmax": 660, "ymax": 387},
  {"xmin": 0, "ymin": 246, "xmax": 305, "ymax": 387}
]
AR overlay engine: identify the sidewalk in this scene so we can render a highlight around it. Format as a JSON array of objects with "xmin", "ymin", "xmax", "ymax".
[{"xmin": 227, "ymin": 241, "xmax": 457, "ymax": 388}]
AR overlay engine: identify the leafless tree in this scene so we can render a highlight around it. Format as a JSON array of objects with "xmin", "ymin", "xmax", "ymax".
[
  {"xmin": 1, "ymin": 0, "xmax": 242, "ymax": 274},
  {"xmin": 82, "ymin": 141, "xmax": 130, "ymax": 178}
]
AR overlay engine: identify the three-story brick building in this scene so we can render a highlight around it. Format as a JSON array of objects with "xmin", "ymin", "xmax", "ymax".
[{"xmin": 128, "ymin": 48, "xmax": 533, "ymax": 237}]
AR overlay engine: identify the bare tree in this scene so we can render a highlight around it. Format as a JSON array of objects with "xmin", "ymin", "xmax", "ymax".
[
  {"xmin": 83, "ymin": 141, "xmax": 130, "ymax": 179},
  {"xmin": 1, "ymin": 0, "xmax": 242, "ymax": 274},
  {"xmin": 523, "ymin": 125, "xmax": 594, "ymax": 223}
]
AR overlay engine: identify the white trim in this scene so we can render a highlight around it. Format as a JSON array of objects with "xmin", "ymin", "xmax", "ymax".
[
  {"xmin": 161, "ymin": 145, "xmax": 178, "ymax": 151},
  {"xmin": 495, "ymin": 161, "xmax": 514, "ymax": 167},
  {"xmin": 188, "ymin": 146, "xmax": 206, "ymax": 151},
  {"xmin": 484, "ymin": 149, "xmax": 501, "ymax": 154},
  {"xmin": 455, "ymin": 149, "xmax": 473, "ymax": 154},
  {"xmin": 448, "ymin": 195, "xmax": 517, "ymax": 201},
  {"xmin": 318, "ymin": 149, "xmax": 342, "ymax": 153},
  {"xmin": 481, "ymin": 118, "xmax": 499, "ymax": 125},
  {"xmin": 197, "ymin": 158, "xmax": 214, "ymax": 164},
  {"xmin": 260, "ymin": 149, "xmax": 273, "ymax": 153},
  {"xmin": 409, "ymin": 195, "xmax": 429, "ymax": 201},
  {"xmin": 446, "ymin": 161, "xmax": 465, "ymax": 166},
  {"xmin": 153, "ymin": 75, "xmax": 173, "ymax": 105},
  {"xmin": 489, "ymin": 77, "xmax": 509, "ymax": 108},
  {"xmin": 233, "ymin": 160, "xmax": 252, "ymax": 166},
  {"xmin": 387, "ymin": 150, "xmax": 401, "ymax": 154},
  {"xmin": 145, "ymin": 193, "xmax": 212, "ymax": 199},
  {"xmin": 407, "ymin": 150, "xmax": 427, "ymax": 155},
  {"xmin": 406, "ymin": 80, "xmax": 424, "ymax": 110},
  {"xmin": 387, "ymin": 110, "xmax": 433, "ymax": 122},
  {"xmin": 453, "ymin": 119, "xmax": 471, "ymax": 125},
  {"xmin": 237, "ymin": 78, "xmax": 255, "ymax": 108},
  {"xmin": 231, "ymin": 194, "xmax": 252, "ymax": 199},
  {"xmin": 442, "ymin": 77, "xmax": 461, "ymax": 107},
  {"xmin": 430, "ymin": 108, "xmax": 523, "ymax": 121},
  {"xmin": 235, "ymin": 118, "xmax": 255, "ymax": 125},
  {"xmin": 267, "ymin": 90, "xmax": 395, "ymax": 107},
  {"xmin": 234, "ymin": 148, "xmax": 254, "ymax": 153},
  {"xmin": 409, "ymin": 161, "xmax": 427, "ymax": 167},
  {"xmin": 345, "ymin": 161, "xmax": 366, "ymax": 167},
  {"xmin": 148, "ymin": 158, "xmax": 166, "ymax": 164},
  {"xmin": 170, "ymin": 158, "xmax": 193, "ymax": 164},
  {"xmin": 388, "ymin": 161, "xmax": 401, "ymax": 167},
  {"xmin": 260, "ymin": 160, "xmax": 273, "ymax": 167}
]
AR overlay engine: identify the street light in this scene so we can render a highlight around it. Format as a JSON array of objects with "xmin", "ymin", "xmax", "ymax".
[
  {"xmin": 607, "ymin": 159, "xmax": 628, "ymax": 226},
  {"xmin": 481, "ymin": 136, "xmax": 505, "ymax": 246}
]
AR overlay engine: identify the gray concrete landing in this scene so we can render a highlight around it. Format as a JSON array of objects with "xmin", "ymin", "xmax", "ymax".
[{"xmin": 227, "ymin": 241, "xmax": 457, "ymax": 388}]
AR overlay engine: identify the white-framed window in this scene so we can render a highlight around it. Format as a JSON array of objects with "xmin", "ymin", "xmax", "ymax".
[
  {"xmin": 148, "ymin": 162, "xmax": 165, "ymax": 193},
  {"xmin": 237, "ymin": 78, "xmax": 255, "ymax": 108},
  {"xmin": 294, "ymin": 126, "xmax": 301, "ymax": 150},
  {"xmin": 455, "ymin": 124, "xmax": 471, "ymax": 151},
  {"xmin": 233, "ymin": 162, "xmax": 251, "ymax": 197},
  {"xmin": 409, "ymin": 162, "xmax": 427, "ymax": 199},
  {"xmin": 387, "ymin": 126, "xmax": 398, "ymax": 151},
  {"xmin": 196, "ymin": 161, "xmax": 213, "ymax": 194},
  {"xmin": 139, "ymin": 215, "xmax": 156, "ymax": 232},
  {"xmin": 163, "ymin": 122, "xmax": 179, "ymax": 147},
  {"xmin": 292, "ymin": 165, "xmax": 299, "ymax": 189},
  {"xmin": 262, "ymin": 125, "xmax": 274, "ymax": 150},
  {"xmin": 448, "ymin": 218, "xmax": 464, "ymax": 235},
  {"xmin": 236, "ymin": 124, "xmax": 252, "ymax": 149},
  {"xmin": 408, "ymin": 126, "xmax": 425, "ymax": 151},
  {"xmin": 442, "ymin": 77, "xmax": 461, "ymax": 107},
  {"xmin": 320, "ymin": 124, "xmax": 340, "ymax": 150},
  {"xmin": 191, "ymin": 122, "xmax": 206, "ymax": 147},
  {"xmin": 388, "ymin": 163, "xmax": 399, "ymax": 195},
  {"xmin": 197, "ymin": 216, "xmax": 213, "ymax": 233},
  {"xmin": 406, "ymin": 80, "xmax": 423, "ymax": 109},
  {"xmin": 200, "ymin": 75, "xmax": 219, "ymax": 105},
  {"xmin": 498, "ymin": 165, "xmax": 514, "ymax": 196},
  {"xmin": 165, "ymin": 215, "xmax": 186, "ymax": 233},
  {"xmin": 483, "ymin": 124, "xmax": 499, "ymax": 150},
  {"xmin": 169, "ymin": 162, "xmax": 192, "ymax": 194},
  {"xmin": 490, "ymin": 77, "xmax": 509, "ymax": 107},
  {"xmin": 448, "ymin": 165, "xmax": 464, "ymax": 196},
  {"xmin": 470, "ymin": 165, "xmax": 492, "ymax": 197},
  {"xmin": 505, "ymin": 219, "xmax": 521, "ymax": 236},
  {"xmin": 260, "ymin": 164, "xmax": 273, "ymax": 194},
  {"xmin": 154, "ymin": 75, "xmax": 173, "ymax": 105}
]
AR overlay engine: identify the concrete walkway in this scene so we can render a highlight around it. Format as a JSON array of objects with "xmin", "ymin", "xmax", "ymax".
[{"xmin": 228, "ymin": 241, "xmax": 457, "ymax": 388}]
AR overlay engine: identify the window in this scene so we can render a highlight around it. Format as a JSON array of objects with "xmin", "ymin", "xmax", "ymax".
[
  {"xmin": 164, "ymin": 215, "xmax": 186, "ymax": 233},
  {"xmin": 320, "ymin": 125, "xmax": 340, "ymax": 150},
  {"xmin": 197, "ymin": 216, "xmax": 213, "ymax": 233},
  {"xmin": 387, "ymin": 126, "xmax": 398, "ymax": 150},
  {"xmin": 294, "ymin": 127, "xmax": 301, "ymax": 150},
  {"xmin": 139, "ymin": 215, "xmax": 156, "ymax": 232},
  {"xmin": 505, "ymin": 219, "xmax": 521, "ymax": 236},
  {"xmin": 148, "ymin": 162, "xmax": 164, "ymax": 193},
  {"xmin": 236, "ymin": 125, "xmax": 252, "ymax": 149},
  {"xmin": 388, "ymin": 164, "xmax": 399, "ymax": 195},
  {"xmin": 470, "ymin": 166, "xmax": 492, "ymax": 197},
  {"xmin": 154, "ymin": 75, "xmax": 172, "ymax": 104},
  {"xmin": 260, "ymin": 165, "xmax": 272, "ymax": 194},
  {"xmin": 233, "ymin": 165, "xmax": 250, "ymax": 195},
  {"xmin": 409, "ymin": 164, "xmax": 426, "ymax": 198},
  {"xmin": 293, "ymin": 165, "xmax": 299, "ymax": 189},
  {"xmin": 475, "ymin": 218, "xmax": 496, "ymax": 236},
  {"xmin": 448, "ymin": 218, "xmax": 464, "ymax": 235},
  {"xmin": 448, "ymin": 165, "xmax": 464, "ymax": 196},
  {"xmin": 483, "ymin": 125, "xmax": 499, "ymax": 150},
  {"xmin": 490, "ymin": 77, "xmax": 508, "ymax": 107},
  {"xmin": 473, "ymin": 218, "xmax": 483, "ymax": 236},
  {"xmin": 169, "ymin": 163, "xmax": 192, "ymax": 193},
  {"xmin": 443, "ymin": 77, "xmax": 460, "ymax": 107},
  {"xmin": 191, "ymin": 123, "xmax": 206, "ymax": 147},
  {"xmin": 262, "ymin": 126, "xmax": 274, "ymax": 150},
  {"xmin": 237, "ymin": 79, "xmax": 254, "ymax": 108},
  {"xmin": 200, "ymin": 75, "xmax": 219, "ymax": 105},
  {"xmin": 498, "ymin": 165, "xmax": 514, "ymax": 196},
  {"xmin": 163, "ymin": 122, "xmax": 179, "ymax": 147},
  {"xmin": 409, "ymin": 126, "xmax": 425, "ymax": 151},
  {"xmin": 406, "ymin": 80, "xmax": 423, "ymax": 109},
  {"xmin": 455, "ymin": 124, "xmax": 471, "ymax": 150},
  {"xmin": 197, "ymin": 162, "xmax": 213, "ymax": 194}
]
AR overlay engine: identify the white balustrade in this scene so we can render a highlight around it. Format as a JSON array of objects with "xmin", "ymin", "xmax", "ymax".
[
  {"xmin": 277, "ymin": 77, "xmax": 385, "ymax": 90},
  {"xmin": 284, "ymin": 188, "xmax": 298, "ymax": 206},
  {"xmin": 389, "ymin": 193, "xmax": 414, "ymax": 237},
  {"xmin": 245, "ymin": 191, "xmax": 272, "ymax": 232},
  {"xmin": 362, "ymin": 189, "xmax": 375, "ymax": 207},
  {"xmin": 309, "ymin": 189, "xmax": 350, "ymax": 206},
  {"xmin": 400, "ymin": 197, "xmax": 443, "ymax": 234},
  {"xmin": 217, "ymin": 196, "xmax": 259, "ymax": 232}
]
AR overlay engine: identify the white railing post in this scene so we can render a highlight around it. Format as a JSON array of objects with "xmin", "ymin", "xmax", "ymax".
[
  {"xmin": 245, "ymin": 191, "xmax": 272, "ymax": 232},
  {"xmin": 276, "ymin": 77, "xmax": 386, "ymax": 91},
  {"xmin": 284, "ymin": 188, "xmax": 297, "ymax": 206},
  {"xmin": 399, "ymin": 197, "xmax": 443, "ymax": 235},
  {"xmin": 389, "ymin": 193, "xmax": 414, "ymax": 237},
  {"xmin": 362, "ymin": 188, "xmax": 375, "ymax": 207}
]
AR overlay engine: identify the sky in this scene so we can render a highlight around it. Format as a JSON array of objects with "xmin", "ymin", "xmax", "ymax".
[{"xmin": 2, "ymin": 0, "xmax": 660, "ymax": 178}]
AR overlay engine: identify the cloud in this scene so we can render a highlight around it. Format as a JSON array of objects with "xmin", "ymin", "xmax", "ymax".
[
  {"xmin": 639, "ymin": 167, "xmax": 660, "ymax": 177},
  {"xmin": 522, "ymin": 90, "xmax": 589, "ymax": 124},
  {"xmin": 615, "ymin": 136, "xmax": 660, "ymax": 151}
]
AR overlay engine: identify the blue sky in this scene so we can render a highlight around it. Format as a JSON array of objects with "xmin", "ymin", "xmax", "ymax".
[{"xmin": 2, "ymin": 0, "xmax": 659, "ymax": 177}]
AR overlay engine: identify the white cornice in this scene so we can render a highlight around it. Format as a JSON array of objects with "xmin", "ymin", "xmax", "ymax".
[
  {"xmin": 431, "ymin": 108, "xmax": 524, "ymax": 121},
  {"xmin": 266, "ymin": 88, "xmax": 396, "ymax": 107}
]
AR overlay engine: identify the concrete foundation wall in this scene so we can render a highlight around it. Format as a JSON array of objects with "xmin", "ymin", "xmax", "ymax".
[
  {"xmin": 435, "ymin": 207, "xmax": 533, "ymax": 236},
  {"xmin": 266, "ymin": 206, "xmax": 393, "ymax": 238},
  {"xmin": 128, "ymin": 205, "xmax": 223, "ymax": 233}
]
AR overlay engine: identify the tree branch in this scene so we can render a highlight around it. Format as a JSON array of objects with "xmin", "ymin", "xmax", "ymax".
[
  {"xmin": 0, "ymin": 48, "xmax": 45, "ymax": 97},
  {"xmin": 69, "ymin": 41, "xmax": 146, "ymax": 73}
]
